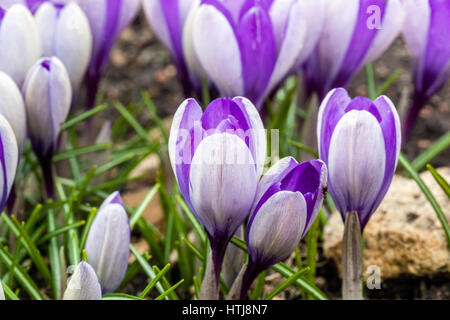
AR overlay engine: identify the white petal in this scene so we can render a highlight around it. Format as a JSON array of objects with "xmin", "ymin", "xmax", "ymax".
[
  {"xmin": 0, "ymin": 114, "xmax": 18, "ymax": 209},
  {"xmin": 53, "ymin": 2, "xmax": 93, "ymax": 92},
  {"xmin": 189, "ymin": 133, "xmax": 257, "ymax": 236},
  {"xmin": 63, "ymin": 261, "xmax": 102, "ymax": 300},
  {"xmin": 192, "ymin": 4, "xmax": 244, "ymax": 97},
  {"xmin": 85, "ymin": 203, "xmax": 130, "ymax": 294},
  {"xmin": 0, "ymin": 4, "xmax": 42, "ymax": 86},
  {"xmin": 248, "ymin": 191, "xmax": 306, "ymax": 262},
  {"xmin": 267, "ymin": 0, "xmax": 307, "ymax": 95},
  {"xmin": 328, "ymin": 110, "xmax": 386, "ymax": 215},
  {"xmin": 34, "ymin": 3, "xmax": 57, "ymax": 57},
  {"xmin": 317, "ymin": 0, "xmax": 359, "ymax": 88},
  {"xmin": 0, "ymin": 72, "xmax": 27, "ymax": 152}
]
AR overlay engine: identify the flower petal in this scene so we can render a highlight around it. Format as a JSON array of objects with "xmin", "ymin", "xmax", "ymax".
[
  {"xmin": 247, "ymin": 191, "xmax": 306, "ymax": 266},
  {"xmin": 327, "ymin": 110, "xmax": 386, "ymax": 227},
  {"xmin": 63, "ymin": 261, "xmax": 102, "ymax": 300},
  {"xmin": 192, "ymin": 3, "xmax": 244, "ymax": 97},
  {"xmin": 0, "ymin": 114, "xmax": 17, "ymax": 212},
  {"xmin": 189, "ymin": 133, "xmax": 257, "ymax": 237},
  {"xmin": 85, "ymin": 203, "xmax": 130, "ymax": 294}
]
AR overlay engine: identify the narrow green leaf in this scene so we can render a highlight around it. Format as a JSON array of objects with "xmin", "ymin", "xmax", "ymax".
[
  {"xmin": 250, "ymin": 271, "xmax": 266, "ymax": 300},
  {"xmin": 412, "ymin": 131, "xmax": 450, "ymax": 172},
  {"xmin": 365, "ymin": 63, "xmax": 377, "ymax": 100},
  {"xmin": 155, "ymin": 279, "xmax": 184, "ymax": 301},
  {"xmin": 375, "ymin": 68, "xmax": 403, "ymax": 97},
  {"xmin": 140, "ymin": 263, "xmax": 171, "ymax": 298},
  {"xmin": 102, "ymin": 293, "xmax": 144, "ymax": 300},
  {"xmin": 79, "ymin": 207, "xmax": 97, "ymax": 250},
  {"xmin": 0, "ymin": 280, "xmax": 19, "ymax": 300},
  {"xmin": 399, "ymin": 154, "xmax": 450, "ymax": 248},
  {"xmin": 129, "ymin": 184, "xmax": 160, "ymax": 229},
  {"xmin": 427, "ymin": 164, "xmax": 450, "ymax": 198},
  {"xmin": 287, "ymin": 139, "xmax": 319, "ymax": 158},
  {"xmin": 53, "ymin": 143, "xmax": 112, "ymax": 162},
  {"xmin": 36, "ymin": 220, "xmax": 85, "ymax": 245},
  {"xmin": 47, "ymin": 209, "xmax": 62, "ymax": 300},
  {"xmin": 176, "ymin": 195, "xmax": 207, "ymax": 244},
  {"xmin": 61, "ymin": 104, "xmax": 107, "ymax": 131},
  {"xmin": 264, "ymin": 267, "xmax": 310, "ymax": 300},
  {"xmin": 113, "ymin": 102, "xmax": 149, "ymax": 142}
]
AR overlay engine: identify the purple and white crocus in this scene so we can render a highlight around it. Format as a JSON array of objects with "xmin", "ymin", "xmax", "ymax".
[
  {"xmin": 0, "ymin": 113, "xmax": 18, "ymax": 214},
  {"xmin": 303, "ymin": 0, "xmax": 404, "ymax": 99},
  {"xmin": 169, "ymin": 97, "xmax": 266, "ymax": 286},
  {"xmin": 0, "ymin": 4, "xmax": 42, "ymax": 87},
  {"xmin": 402, "ymin": 0, "xmax": 450, "ymax": 137},
  {"xmin": 34, "ymin": 1, "xmax": 92, "ymax": 93},
  {"xmin": 84, "ymin": 191, "xmax": 130, "ymax": 294},
  {"xmin": 77, "ymin": 0, "xmax": 140, "ymax": 109},
  {"xmin": 317, "ymin": 88, "xmax": 401, "ymax": 229},
  {"xmin": 190, "ymin": 0, "xmax": 320, "ymax": 109},
  {"xmin": 240, "ymin": 157, "xmax": 327, "ymax": 299},
  {"xmin": 142, "ymin": 0, "xmax": 199, "ymax": 96}
]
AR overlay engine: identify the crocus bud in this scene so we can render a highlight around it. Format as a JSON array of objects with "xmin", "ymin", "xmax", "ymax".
[
  {"xmin": 402, "ymin": 0, "xmax": 450, "ymax": 137},
  {"xmin": 35, "ymin": 1, "xmax": 93, "ymax": 93},
  {"xmin": 0, "ymin": 72, "xmax": 27, "ymax": 152},
  {"xmin": 317, "ymin": 88, "xmax": 401, "ymax": 229},
  {"xmin": 0, "ymin": 4, "xmax": 42, "ymax": 87},
  {"xmin": 84, "ymin": 191, "xmax": 130, "ymax": 294},
  {"xmin": 0, "ymin": 113, "xmax": 18, "ymax": 213},
  {"xmin": 63, "ymin": 261, "xmax": 102, "ymax": 300},
  {"xmin": 77, "ymin": 0, "xmax": 141, "ymax": 109},
  {"xmin": 23, "ymin": 57, "xmax": 72, "ymax": 162},
  {"xmin": 303, "ymin": 0, "xmax": 404, "ymax": 99},
  {"xmin": 142, "ymin": 0, "xmax": 199, "ymax": 96},
  {"xmin": 169, "ymin": 97, "xmax": 266, "ymax": 282},
  {"xmin": 191, "ymin": 0, "xmax": 312, "ymax": 109},
  {"xmin": 238, "ymin": 157, "xmax": 327, "ymax": 298}
]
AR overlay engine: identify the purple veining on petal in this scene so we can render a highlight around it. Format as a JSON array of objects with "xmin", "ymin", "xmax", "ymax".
[
  {"xmin": 421, "ymin": 0, "xmax": 450, "ymax": 97},
  {"xmin": 26, "ymin": 0, "xmax": 46, "ymax": 14},
  {"xmin": 344, "ymin": 96, "xmax": 382, "ymax": 121},
  {"xmin": 330, "ymin": 0, "xmax": 387, "ymax": 89},
  {"xmin": 201, "ymin": 98, "xmax": 250, "ymax": 133},
  {"xmin": 201, "ymin": 0, "xmax": 237, "ymax": 28},
  {"xmin": 0, "ymin": 133, "xmax": 8, "ymax": 212},
  {"xmin": 0, "ymin": 7, "xmax": 5, "ymax": 25},
  {"xmin": 318, "ymin": 88, "xmax": 351, "ymax": 164},
  {"xmin": 236, "ymin": 2, "xmax": 276, "ymax": 105}
]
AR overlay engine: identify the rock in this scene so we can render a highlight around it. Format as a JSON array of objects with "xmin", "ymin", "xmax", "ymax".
[{"xmin": 323, "ymin": 167, "xmax": 450, "ymax": 279}]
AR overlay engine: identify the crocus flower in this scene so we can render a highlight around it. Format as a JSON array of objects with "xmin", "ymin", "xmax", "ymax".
[
  {"xmin": 169, "ymin": 97, "xmax": 266, "ymax": 283},
  {"xmin": 34, "ymin": 1, "xmax": 92, "ymax": 93},
  {"xmin": 76, "ymin": 0, "xmax": 141, "ymax": 109},
  {"xmin": 0, "ymin": 4, "xmax": 42, "ymax": 87},
  {"xmin": 63, "ymin": 261, "xmax": 102, "ymax": 300},
  {"xmin": 402, "ymin": 0, "xmax": 450, "ymax": 137},
  {"xmin": 190, "ymin": 0, "xmax": 315, "ymax": 109},
  {"xmin": 85, "ymin": 191, "xmax": 130, "ymax": 294},
  {"xmin": 0, "ymin": 72, "xmax": 27, "ymax": 152},
  {"xmin": 0, "ymin": 113, "xmax": 18, "ymax": 213},
  {"xmin": 23, "ymin": 57, "xmax": 72, "ymax": 162},
  {"xmin": 317, "ymin": 88, "xmax": 401, "ymax": 228},
  {"xmin": 142, "ymin": 0, "xmax": 198, "ymax": 96},
  {"xmin": 240, "ymin": 157, "xmax": 327, "ymax": 299},
  {"xmin": 303, "ymin": 0, "xmax": 404, "ymax": 99}
]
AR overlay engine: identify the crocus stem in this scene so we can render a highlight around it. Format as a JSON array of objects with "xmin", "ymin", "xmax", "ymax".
[
  {"xmin": 226, "ymin": 262, "xmax": 248, "ymax": 300},
  {"xmin": 199, "ymin": 252, "xmax": 219, "ymax": 300},
  {"xmin": 40, "ymin": 157, "xmax": 55, "ymax": 200},
  {"xmin": 342, "ymin": 211, "xmax": 363, "ymax": 300},
  {"xmin": 239, "ymin": 260, "xmax": 264, "ymax": 300}
]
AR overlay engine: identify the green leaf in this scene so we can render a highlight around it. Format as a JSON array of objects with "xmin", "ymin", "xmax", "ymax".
[
  {"xmin": 0, "ymin": 280, "xmax": 19, "ymax": 300},
  {"xmin": 36, "ymin": 220, "xmax": 85, "ymax": 245},
  {"xmin": 399, "ymin": 154, "xmax": 450, "ymax": 249},
  {"xmin": 264, "ymin": 267, "xmax": 310, "ymax": 300},
  {"xmin": 113, "ymin": 102, "xmax": 150, "ymax": 142},
  {"xmin": 102, "ymin": 293, "xmax": 144, "ymax": 300},
  {"xmin": 250, "ymin": 271, "xmax": 266, "ymax": 300},
  {"xmin": 426, "ymin": 164, "xmax": 450, "ymax": 198},
  {"xmin": 287, "ymin": 139, "xmax": 319, "ymax": 158},
  {"xmin": 0, "ymin": 245, "xmax": 43, "ymax": 300},
  {"xmin": 47, "ymin": 209, "xmax": 63, "ymax": 300},
  {"xmin": 61, "ymin": 104, "xmax": 107, "ymax": 131},
  {"xmin": 412, "ymin": 131, "xmax": 450, "ymax": 172},
  {"xmin": 140, "ymin": 263, "xmax": 171, "ymax": 299},
  {"xmin": 375, "ymin": 68, "xmax": 403, "ymax": 97},
  {"xmin": 155, "ymin": 279, "xmax": 184, "ymax": 300},
  {"xmin": 365, "ymin": 63, "xmax": 377, "ymax": 100},
  {"xmin": 129, "ymin": 184, "xmax": 160, "ymax": 229},
  {"xmin": 176, "ymin": 195, "xmax": 207, "ymax": 244},
  {"xmin": 53, "ymin": 143, "xmax": 112, "ymax": 162}
]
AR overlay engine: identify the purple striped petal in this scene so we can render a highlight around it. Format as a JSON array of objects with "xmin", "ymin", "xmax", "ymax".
[
  {"xmin": 0, "ymin": 114, "xmax": 18, "ymax": 213},
  {"xmin": 63, "ymin": 261, "xmax": 102, "ymax": 300}
]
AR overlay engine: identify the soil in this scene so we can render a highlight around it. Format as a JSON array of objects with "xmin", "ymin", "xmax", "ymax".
[{"xmin": 96, "ymin": 14, "xmax": 450, "ymax": 300}]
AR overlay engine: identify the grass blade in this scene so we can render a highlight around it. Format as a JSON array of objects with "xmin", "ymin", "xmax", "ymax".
[{"xmin": 426, "ymin": 164, "xmax": 450, "ymax": 198}]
